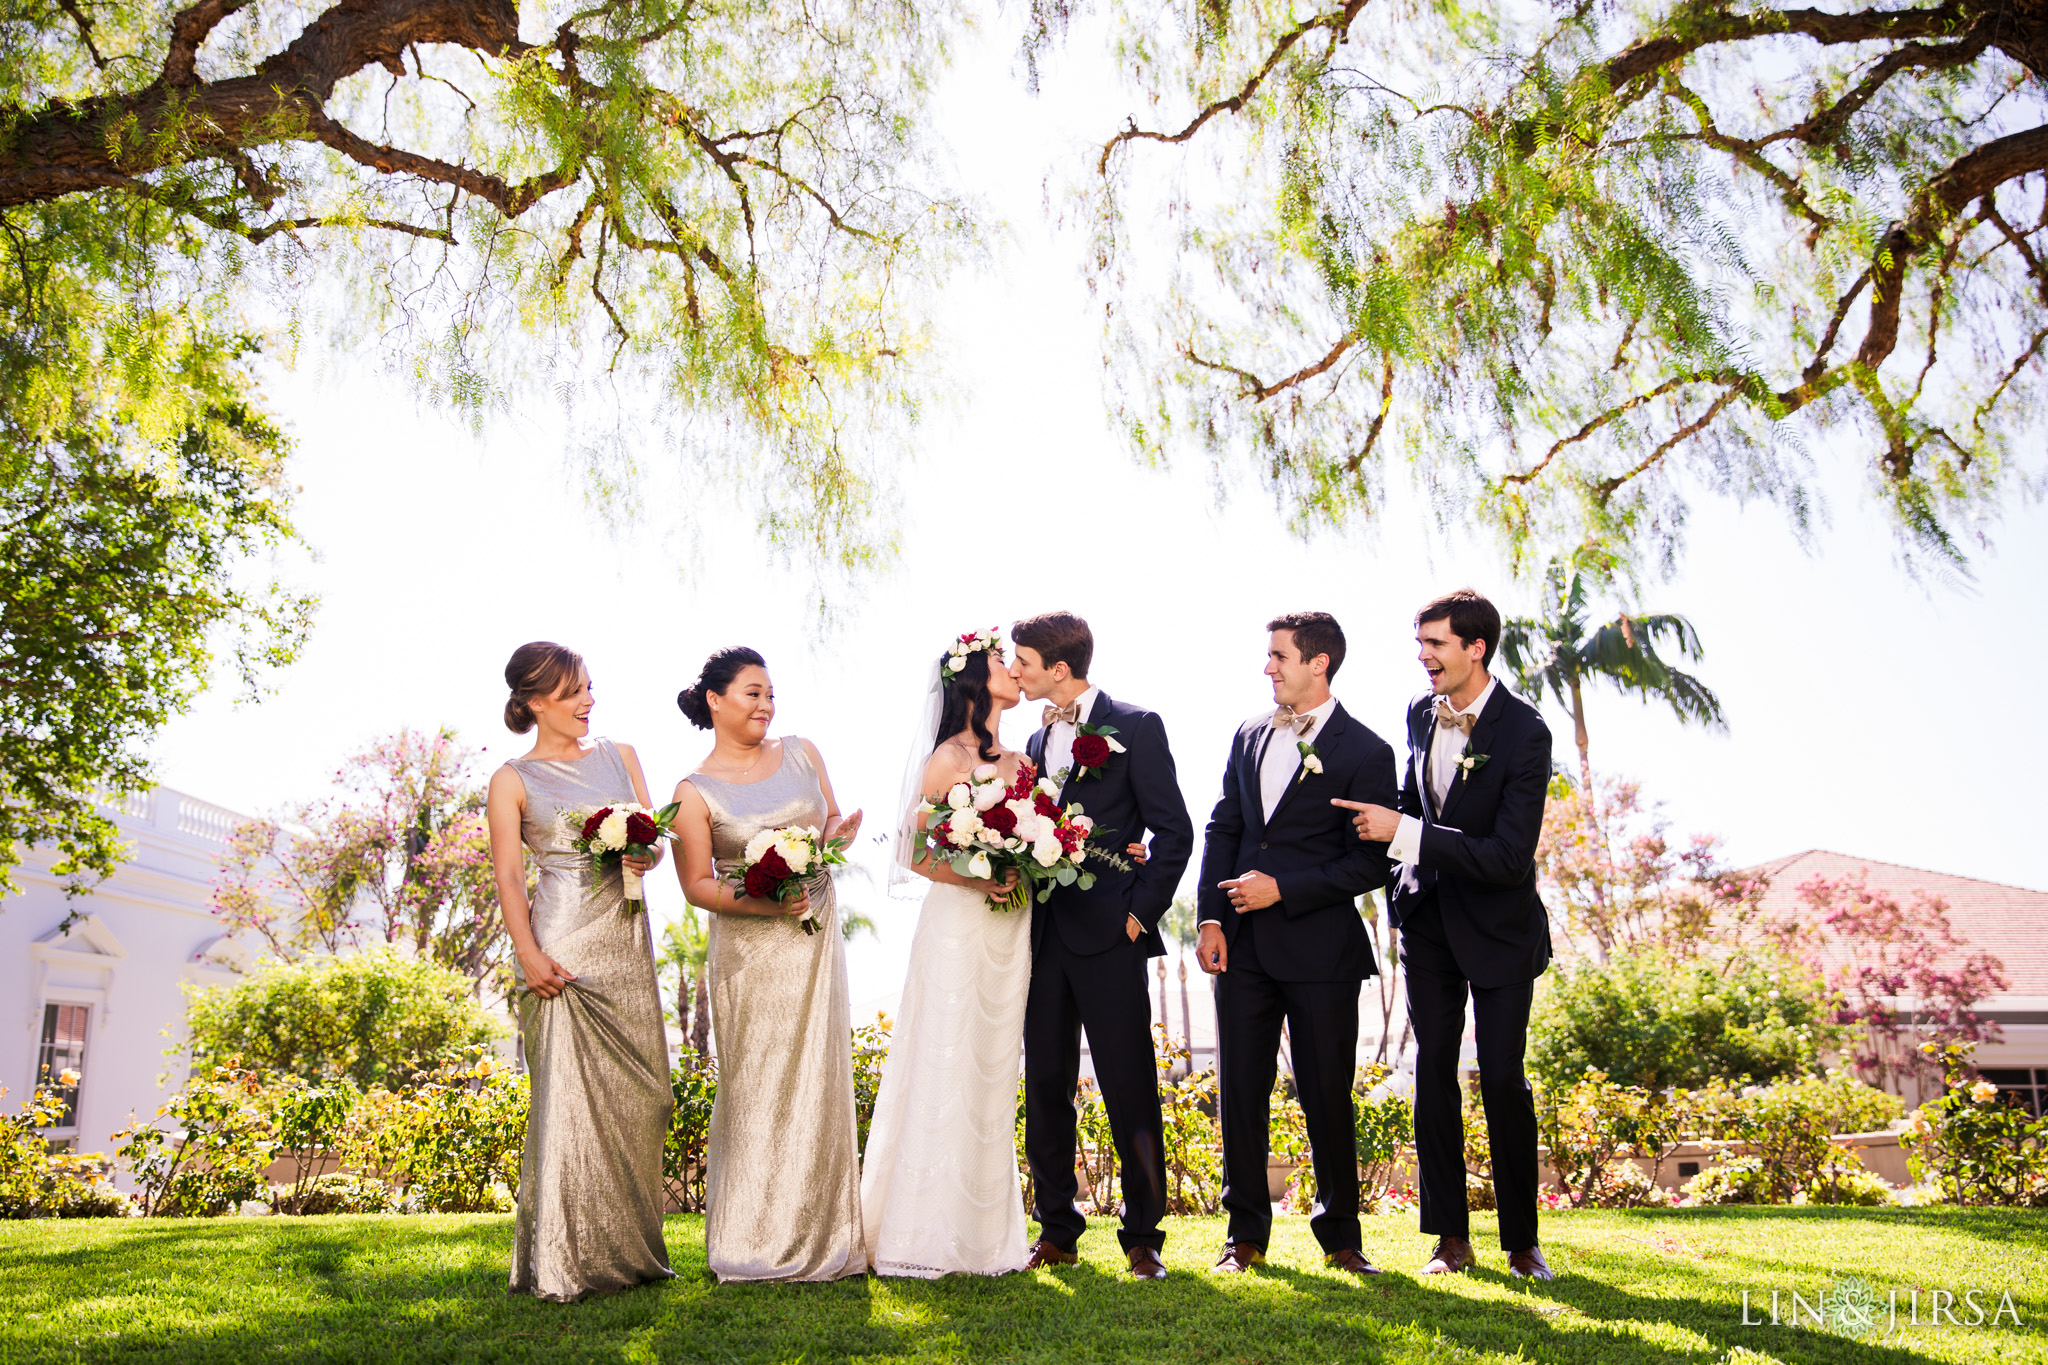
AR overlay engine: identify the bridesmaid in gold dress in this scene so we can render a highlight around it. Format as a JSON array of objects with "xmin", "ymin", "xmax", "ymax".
[
  {"xmin": 669, "ymin": 645, "xmax": 867, "ymax": 1282},
  {"xmin": 486, "ymin": 642, "xmax": 675, "ymax": 1302}
]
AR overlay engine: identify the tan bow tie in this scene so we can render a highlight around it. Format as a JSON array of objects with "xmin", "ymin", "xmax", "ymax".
[
  {"xmin": 1042, "ymin": 702, "xmax": 1082, "ymax": 728},
  {"xmin": 1435, "ymin": 698, "xmax": 1478, "ymax": 736},
  {"xmin": 1271, "ymin": 706, "xmax": 1316, "ymax": 736}
]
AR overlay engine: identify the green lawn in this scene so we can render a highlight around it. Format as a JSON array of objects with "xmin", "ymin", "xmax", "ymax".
[{"xmin": 2, "ymin": 1209, "xmax": 2044, "ymax": 1364}]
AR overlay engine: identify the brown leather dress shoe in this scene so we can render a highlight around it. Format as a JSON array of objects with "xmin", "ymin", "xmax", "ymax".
[
  {"xmin": 1127, "ymin": 1247, "xmax": 1168, "ymax": 1280},
  {"xmin": 1211, "ymin": 1242, "xmax": 1266, "ymax": 1274},
  {"xmin": 1507, "ymin": 1246, "xmax": 1554, "ymax": 1281},
  {"xmin": 1025, "ymin": 1239, "xmax": 1078, "ymax": 1269},
  {"xmin": 1325, "ymin": 1249, "xmax": 1385, "ymax": 1276},
  {"xmin": 1422, "ymin": 1236, "xmax": 1476, "ymax": 1275}
]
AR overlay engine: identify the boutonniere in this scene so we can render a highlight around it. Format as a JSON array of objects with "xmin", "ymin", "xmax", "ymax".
[
  {"xmin": 1295, "ymin": 739, "xmax": 1323, "ymax": 784},
  {"xmin": 1067, "ymin": 721, "xmax": 1126, "ymax": 782},
  {"xmin": 1454, "ymin": 744, "xmax": 1490, "ymax": 778}
]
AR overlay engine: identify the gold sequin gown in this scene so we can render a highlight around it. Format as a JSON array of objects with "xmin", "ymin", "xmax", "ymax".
[
  {"xmin": 691, "ymin": 738, "xmax": 865, "ymax": 1282},
  {"xmin": 508, "ymin": 739, "xmax": 674, "ymax": 1303}
]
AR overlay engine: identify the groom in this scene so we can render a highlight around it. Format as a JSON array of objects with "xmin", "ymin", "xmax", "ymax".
[
  {"xmin": 1195, "ymin": 612, "xmax": 1398, "ymax": 1276},
  {"xmin": 1012, "ymin": 611, "xmax": 1194, "ymax": 1281},
  {"xmin": 1335, "ymin": 589, "xmax": 1555, "ymax": 1280}
]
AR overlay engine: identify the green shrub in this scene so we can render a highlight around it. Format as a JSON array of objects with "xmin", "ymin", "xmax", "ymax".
[
  {"xmin": 1157, "ymin": 1040, "xmax": 1221, "ymax": 1215},
  {"xmin": 342, "ymin": 1057, "xmax": 527, "ymax": 1212},
  {"xmin": 265, "ymin": 1077, "xmax": 360, "ymax": 1214},
  {"xmin": 1530, "ymin": 944, "xmax": 1843, "ymax": 1092},
  {"xmin": 1354, "ymin": 1064, "xmax": 1411, "ymax": 1210},
  {"xmin": 277, "ymin": 1172, "xmax": 394, "ymax": 1215},
  {"xmin": 1803, "ymin": 1153, "xmax": 1895, "ymax": 1207},
  {"xmin": 1684, "ymin": 1154, "xmax": 1771, "ymax": 1205},
  {"xmin": 664, "ymin": 1058, "xmax": 716, "ymax": 1213},
  {"xmin": 1904, "ymin": 1042, "xmax": 2048, "ymax": 1206},
  {"xmin": 852, "ymin": 1015, "xmax": 890, "ymax": 1154},
  {"xmin": 184, "ymin": 948, "xmax": 501, "ymax": 1089},
  {"xmin": 114, "ymin": 1062, "xmax": 277, "ymax": 1216},
  {"xmin": 1692, "ymin": 1071, "xmax": 1901, "ymax": 1203},
  {"xmin": 1538, "ymin": 1071, "xmax": 1684, "ymax": 1207},
  {"xmin": 0, "ymin": 1081, "xmax": 131, "ymax": 1218}
]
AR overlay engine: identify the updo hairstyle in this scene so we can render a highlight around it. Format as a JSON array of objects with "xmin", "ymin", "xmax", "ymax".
[
  {"xmin": 936, "ymin": 649, "xmax": 1001, "ymax": 762},
  {"xmin": 678, "ymin": 646, "xmax": 768, "ymax": 730},
  {"xmin": 504, "ymin": 641, "xmax": 586, "ymax": 735}
]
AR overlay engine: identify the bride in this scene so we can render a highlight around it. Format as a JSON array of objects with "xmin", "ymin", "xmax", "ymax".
[{"xmin": 859, "ymin": 628, "xmax": 1035, "ymax": 1277}]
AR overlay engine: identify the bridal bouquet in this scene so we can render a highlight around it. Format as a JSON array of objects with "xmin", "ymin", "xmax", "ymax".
[
  {"xmin": 733, "ymin": 825, "xmax": 851, "ymax": 935},
  {"xmin": 563, "ymin": 801, "xmax": 680, "ymax": 905},
  {"xmin": 912, "ymin": 760, "xmax": 1128, "ymax": 911}
]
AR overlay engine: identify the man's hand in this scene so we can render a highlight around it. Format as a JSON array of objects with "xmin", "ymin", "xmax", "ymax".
[
  {"xmin": 1126, "ymin": 914, "xmax": 1143, "ymax": 942},
  {"xmin": 1331, "ymin": 798, "xmax": 1402, "ymax": 842},
  {"xmin": 1197, "ymin": 922, "xmax": 1228, "ymax": 974},
  {"xmin": 1218, "ymin": 870, "xmax": 1279, "ymax": 912}
]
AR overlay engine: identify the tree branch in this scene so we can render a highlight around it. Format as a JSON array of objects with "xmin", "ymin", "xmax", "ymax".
[{"xmin": 1184, "ymin": 330, "xmax": 1361, "ymax": 402}]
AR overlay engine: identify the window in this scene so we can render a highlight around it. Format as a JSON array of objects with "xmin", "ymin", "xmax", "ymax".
[
  {"xmin": 1979, "ymin": 1068, "xmax": 2047, "ymax": 1117},
  {"xmin": 36, "ymin": 1003, "xmax": 87, "ymax": 1129}
]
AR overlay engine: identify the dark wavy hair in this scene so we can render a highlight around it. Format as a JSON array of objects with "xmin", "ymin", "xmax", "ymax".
[
  {"xmin": 935, "ymin": 650, "xmax": 1001, "ymax": 762},
  {"xmin": 677, "ymin": 646, "xmax": 768, "ymax": 729}
]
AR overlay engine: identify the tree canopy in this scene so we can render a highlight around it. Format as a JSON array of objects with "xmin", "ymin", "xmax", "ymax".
[{"xmin": 1092, "ymin": 0, "xmax": 2048, "ymax": 577}]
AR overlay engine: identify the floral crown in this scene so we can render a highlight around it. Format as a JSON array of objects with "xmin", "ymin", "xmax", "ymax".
[{"xmin": 941, "ymin": 628, "xmax": 1007, "ymax": 681}]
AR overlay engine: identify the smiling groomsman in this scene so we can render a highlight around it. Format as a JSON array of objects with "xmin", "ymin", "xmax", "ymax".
[
  {"xmin": 1334, "ymin": 589, "xmax": 1556, "ymax": 1281},
  {"xmin": 1196, "ymin": 612, "xmax": 1398, "ymax": 1277}
]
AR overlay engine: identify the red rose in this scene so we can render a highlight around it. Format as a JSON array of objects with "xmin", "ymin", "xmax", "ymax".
[
  {"xmin": 1072, "ymin": 735, "xmax": 1111, "ymax": 769},
  {"xmin": 756, "ymin": 847, "xmax": 793, "ymax": 881},
  {"xmin": 580, "ymin": 808, "xmax": 612, "ymax": 841},
  {"xmin": 624, "ymin": 812, "xmax": 658, "ymax": 845},
  {"xmin": 981, "ymin": 804, "xmax": 1018, "ymax": 837},
  {"xmin": 1033, "ymin": 792, "xmax": 1060, "ymax": 820},
  {"xmin": 743, "ymin": 864, "xmax": 778, "ymax": 899}
]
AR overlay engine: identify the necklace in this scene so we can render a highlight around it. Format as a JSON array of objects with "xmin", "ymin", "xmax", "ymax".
[{"xmin": 712, "ymin": 741, "xmax": 767, "ymax": 779}]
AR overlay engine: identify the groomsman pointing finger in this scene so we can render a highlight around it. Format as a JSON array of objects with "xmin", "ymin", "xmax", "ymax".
[{"xmin": 1196, "ymin": 612, "xmax": 1399, "ymax": 1277}]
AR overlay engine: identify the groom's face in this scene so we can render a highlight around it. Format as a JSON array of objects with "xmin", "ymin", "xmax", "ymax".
[
  {"xmin": 1011, "ymin": 645, "xmax": 1062, "ymax": 701},
  {"xmin": 1265, "ymin": 630, "xmax": 1326, "ymax": 708}
]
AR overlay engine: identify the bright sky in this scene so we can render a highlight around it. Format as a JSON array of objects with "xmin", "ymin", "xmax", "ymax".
[{"xmin": 150, "ymin": 17, "xmax": 2048, "ymax": 1008}]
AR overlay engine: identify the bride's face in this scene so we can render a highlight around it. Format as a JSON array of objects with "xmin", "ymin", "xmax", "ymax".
[
  {"xmin": 985, "ymin": 659, "xmax": 1021, "ymax": 708},
  {"xmin": 709, "ymin": 665, "xmax": 774, "ymax": 743}
]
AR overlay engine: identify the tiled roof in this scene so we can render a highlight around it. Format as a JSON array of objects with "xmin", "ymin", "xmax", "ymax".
[{"xmin": 1749, "ymin": 850, "xmax": 2048, "ymax": 996}]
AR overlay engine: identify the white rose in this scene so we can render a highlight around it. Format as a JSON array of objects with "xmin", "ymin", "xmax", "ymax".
[
  {"xmin": 947, "ymin": 783, "xmax": 972, "ymax": 810},
  {"xmin": 973, "ymin": 782, "xmax": 1004, "ymax": 811},
  {"xmin": 743, "ymin": 830, "xmax": 777, "ymax": 864},
  {"xmin": 973, "ymin": 763, "xmax": 999, "ymax": 782},
  {"xmin": 1038, "ymin": 777, "xmax": 1061, "ymax": 797},
  {"xmin": 1071, "ymin": 845, "xmax": 1087, "ymax": 866},
  {"xmin": 1032, "ymin": 835, "xmax": 1061, "ymax": 868},
  {"xmin": 597, "ymin": 810, "xmax": 630, "ymax": 849},
  {"xmin": 1071, "ymin": 815, "xmax": 1094, "ymax": 834},
  {"xmin": 1304, "ymin": 753, "xmax": 1324, "ymax": 774},
  {"xmin": 968, "ymin": 851, "xmax": 992, "ymax": 879},
  {"xmin": 780, "ymin": 839, "xmax": 813, "ymax": 875},
  {"xmin": 949, "ymin": 808, "xmax": 983, "ymax": 843}
]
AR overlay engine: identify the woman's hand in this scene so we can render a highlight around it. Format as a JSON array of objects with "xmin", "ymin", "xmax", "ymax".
[
  {"xmin": 520, "ymin": 947, "xmax": 578, "ymax": 999},
  {"xmin": 624, "ymin": 847, "xmax": 661, "ymax": 875},
  {"xmin": 984, "ymin": 867, "xmax": 1021, "ymax": 897},
  {"xmin": 760, "ymin": 887, "xmax": 810, "ymax": 918},
  {"xmin": 831, "ymin": 808, "xmax": 864, "ymax": 846}
]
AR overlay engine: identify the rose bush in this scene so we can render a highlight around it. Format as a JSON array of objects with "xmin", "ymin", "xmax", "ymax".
[{"xmin": 1903, "ymin": 1042, "xmax": 2048, "ymax": 1206}]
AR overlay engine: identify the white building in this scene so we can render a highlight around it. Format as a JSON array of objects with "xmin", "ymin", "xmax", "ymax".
[{"xmin": 1, "ymin": 787, "xmax": 261, "ymax": 1155}]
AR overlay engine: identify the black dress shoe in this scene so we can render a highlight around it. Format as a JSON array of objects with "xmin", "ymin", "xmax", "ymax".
[
  {"xmin": 1127, "ymin": 1247, "xmax": 1167, "ymax": 1280},
  {"xmin": 1325, "ymin": 1249, "xmax": 1384, "ymax": 1276},
  {"xmin": 1508, "ymin": 1246, "xmax": 1554, "ymax": 1281},
  {"xmin": 1025, "ymin": 1239, "xmax": 1077, "ymax": 1269}
]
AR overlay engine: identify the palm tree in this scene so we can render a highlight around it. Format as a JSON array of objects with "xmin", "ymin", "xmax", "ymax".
[
  {"xmin": 656, "ymin": 909, "xmax": 712, "ymax": 1061},
  {"xmin": 1159, "ymin": 896, "xmax": 1201, "ymax": 1054},
  {"xmin": 1499, "ymin": 558, "xmax": 1727, "ymax": 787}
]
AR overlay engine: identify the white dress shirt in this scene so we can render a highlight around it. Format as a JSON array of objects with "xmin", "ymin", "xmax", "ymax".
[
  {"xmin": 1200, "ymin": 696, "xmax": 1339, "ymax": 929},
  {"xmin": 1257, "ymin": 695, "xmax": 1338, "ymax": 821},
  {"xmin": 1042, "ymin": 686, "xmax": 1100, "ymax": 783},
  {"xmin": 1388, "ymin": 676, "xmax": 1496, "ymax": 866}
]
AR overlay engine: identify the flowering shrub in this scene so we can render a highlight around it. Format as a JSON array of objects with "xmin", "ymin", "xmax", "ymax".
[
  {"xmin": 852, "ymin": 1015, "xmax": 891, "ymax": 1153},
  {"xmin": 0, "ymin": 1079, "xmax": 130, "ymax": 1218},
  {"xmin": 1691, "ymin": 1071, "xmax": 1901, "ymax": 1203},
  {"xmin": 1353, "ymin": 1064, "xmax": 1412, "ymax": 1210},
  {"xmin": 266, "ymin": 1077, "xmax": 360, "ymax": 1214},
  {"xmin": 114, "ymin": 1062, "xmax": 277, "ymax": 1216},
  {"xmin": 343, "ymin": 1057, "xmax": 527, "ymax": 1213},
  {"xmin": 1903, "ymin": 1042, "xmax": 2048, "ymax": 1206},
  {"xmin": 1156, "ymin": 1041, "xmax": 1222, "ymax": 1215},
  {"xmin": 1537, "ymin": 1071, "xmax": 1683, "ymax": 1207},
  {"xmin": 664, "ymin": 1058, "xmax": 717, "ymax": 1213}
]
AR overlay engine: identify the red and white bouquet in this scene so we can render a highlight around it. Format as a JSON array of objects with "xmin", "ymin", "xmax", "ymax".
[
  {"xmin": 563, "ymin": 801, "xmax": 680, "ymax": 905},
  {"xmin": 911, "ymin": 760, "xmax": 1127, "ymax": 910},
  {"xmin": 732, "ymin": 825, "xmax": 851, "ymax": 935}
]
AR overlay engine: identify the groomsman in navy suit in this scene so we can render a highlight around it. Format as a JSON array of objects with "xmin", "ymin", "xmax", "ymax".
[
  {"xmin": 1334, "ymin": 589, "xmax": 1556, "ymax": 1280},
  {"xmin": 1196, "ymin": 612, "xmax": 1398, "ymax": 1276}
]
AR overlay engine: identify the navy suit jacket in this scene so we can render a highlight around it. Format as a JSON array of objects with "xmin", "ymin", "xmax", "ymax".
[
  {"xmin": 1025, "ymin": 690, "xmax": 1194, "ymax": 958},
  {"xmin": 1196, "ymin": 701, "xmax": 1398, "ymax": 983},
  {"xmin": 1387, "ymin": 684, "xmax": 1553, "ymax": 988}
]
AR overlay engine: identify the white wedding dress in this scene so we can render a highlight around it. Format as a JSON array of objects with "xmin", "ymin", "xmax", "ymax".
[{"xmin": 859, "ymin": 880, "xmax": 1033, "ymax": 1277}]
